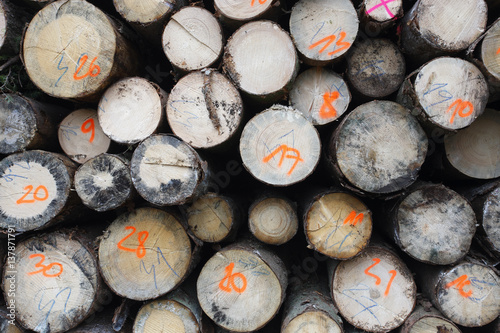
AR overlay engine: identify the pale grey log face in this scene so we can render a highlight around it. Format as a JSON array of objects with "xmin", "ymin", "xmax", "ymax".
[
  {"xmin": 334, "ymin": 100, "xmax": 427, "ymax": 194},
  {"xmin": 483, "ymin": 187, "xmax": 500, "ymax": 252},
  {"xmin": 0, "ymin": 94, "xmax": 36, "ymax": 154}
]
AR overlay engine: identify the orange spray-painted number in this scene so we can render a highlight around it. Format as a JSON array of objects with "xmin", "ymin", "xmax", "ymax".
[
  {"xmin": 263, "ymin": 145, "xmax": 304, "ymax": 176},
  {"xmin": 446, "ymin": 99, "xmax": 474, "ymax": 124},
  {"xmin": 364, "ymin": 258, "xmax": 397, "ymax": 297},
  {"xmin": 343, "ymin": 210, "xmax": 364, "ymax": 226},
  {"xmin": 16, "ymin": 185, "xmax": 49, "ymax": 205},
  {"xmin": 73, "ymin": 54, "xmax": 101, "ymax": 80},
  {"xmin": 319, "ymin": 91, "xmax": 340, "ymax": 119},
  {"xmin": 81, "ymin": 119, "xmax": 95, "ymax": 143},
  {"xmin": 219, "ymin": 262, "xmax": 247, "ymax": 294},
  {"xmin": 309, "ymin": 31, "xmax": 350, "ymax": 56},
  {"xmin": 28, "ymin": 254, "xmax": 63, "ymax": 278},
  {"xmin": 445, "ymin": 274, "xmax": 472, "ymax": 298},
  {"xmin": 250, "ymin": 0, "xmax": 267, "ymax": 6},
  {"xmin": 117, "ymin": 226, "xmax": 149, "ymax": 258},
  {"xmin": 496, "ymin": 47, "xmax": 500, "ymax": 55}
]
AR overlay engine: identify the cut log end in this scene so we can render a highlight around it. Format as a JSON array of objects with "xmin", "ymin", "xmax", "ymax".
[
  {"xmin": 329, "ymin": 100, "xmax": 427, "ymax": 194},
  {"xmin": 98, "ymin": 77, "xmax": 165, "ymax": 144},
  {"xmin": 363, "ymin": 0, "xmax": 403, "ymax": 23},
  {"xmin": 186, "ymin": 192, "xmax": 240, "ymax": 243},
  {"xmin": 289, "ymin": 67, "xmax": 351, "ymax": 126},
  {"xmin": 223, "ymin": 20, "xmax": 298, "ymax": 101},
  {"xmin": 166, "ymin": 69, "xmax": 243, "ymax": 149},
  {"xmin": 0, "ymin": 94, "xmax": 37, "ymax": 154},
  {"xmin": 482, "ymin": 187, "xmax": 500, "ymax": 254},
  {"xmin": 414, "ymin": 57, "xmax": 489, "ymax": 131},
  {"xmin": 481, "ymin": 19, "xmax": 500, "ymax": 81},
  {"xmin": 59, "ymin": 109, "xmax": 110, "ymax": 164},
  {"xmin": 444, "ymin": 108, "xmax": 500, "ymax": 179},
  {"xmin": 98, "ymin": 208, "xmax": 192, "ymax": 301},
  {"xmin": 3, "ymin": 231, "xmax": 100, "ymax": 332},
  {"xmin": 0, "ymin": 150, "xmax": 74, "ymax": 233},
  {"xmin": 113, "ymin": 0, "xmax": 175, "ymax": 24},
  {"xmin": 399, "ymin": 305, "xmax": 462, "ymax": 333},
  {"xmin": 435, "ymin": 263, "xmax": 500, "ymax": 327},
  {"xmin": 214, "ymin": 0, "xmax": 273, "ymax": 21},
  {"xmin": 289, "ymin": 0, "xmax": 358, "ymax": 65},
  {"xmin": 346, "ymin": 38, "xmax": 405, "ymax": 98},
  {"xmin": 395, "ymin": 184, "xmax": 476, "ymax": 265},
  {"xmin": 197, "ymin": 242, "xmax": 287, "ymax": 332},
  {"xmin": 240, "ymin": 105, "xmax": 321, "ymax": 186},
  {"xmin": 22, "ymin": 0, "xmax": 135, "ymax": 101},
  {"xmin": 75, "ymin": 154, "xmax": 132, "ymax": 212},
  {"xmin": 248, "ymin": 196, "xmax": 298, "ymax": 245},
  {"xmin": 331, "ymin": 246, "xmax": 416, "ymax": 333},
  {"xmin": 305, "ymin": 192, "xmax": 372, "ymax": 260},
  {"xmin": 130, "ymin": 134, "xmax": 206, "ymax": 206},
  {"xmin": 133, "ymin": 299, "xmax": 199, "ymax": 333},
  {"xmin": 162, "ymin": 7, "xmax": 223, "ymax": 72}
]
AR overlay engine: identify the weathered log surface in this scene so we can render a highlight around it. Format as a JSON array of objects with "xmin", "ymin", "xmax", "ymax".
[
  {"xmin": 304, "ymin": 191, "xmax": 372, "ymax": 260},
  {"xmin": 74, "ymin": 154, "xmax": 133, "ymax": 212},
  {"xmin": 472, "ymin": 184, "xmax": 500, "ymax": 259},
  {"xmin": 389, "ymin": 184, "xmax": 476, "ymax": 265},
  {"xmin": 329, "ymin": 246, "xmax": 416, "ymax": 332},
  {"xmin": 0, "ymin": 94, "xmax": 65, "ymax": 155},
  {"xmin": 327, "ymin": 100, "xmax": 427, "ymax": 195},
  {"xmin": 162, "ymin": 6, "xmax": 224, "ymax": 73},
  {"xmin": 289, "ymin": 67, "xmax": 351, "ymax": 126},
  {"xmin": 358, "ymin": 0, "xmax": 403, "ymax": 33},
  {"xmin": 98, "ymin": 77, "xmax": 166, "ymax": 144},
  {"xmin": 223, "ymin": 20, "xmax": 298, "ymax": 103},
  {"xmin": 98, "ymin": 207, "xmax": 193, "ymax": 301},
  {"xmin": 240, "ymin": 105, "xmax": 321, "ymax": 186},
  {"xmin": 58, "ymin": 109, "xmax": 110, "ymax": 164},
  {"xmin": 186, "ymin": 192, "xmax": 242, "ymax": 243},
  {"xmin": 399, "ymin": 304, "xmax": 462, "ymax": 333},
  {"xmin": 0, "ymin": 150, "xmax": 77, "ymax": 233},
  {"xmin": 400, "ymin": 0, "xmax": 488, "ymax": 63},
  {"xmin": 0, "ymin": 0, "xmax": 29, "ymax": 56},
  {"xmin": 166, "ymin": 69, "xmax": 243, "ymax": 149},
  {"xmin": 197, "ymin": 240, "xmax": 287, "ymax": 332},
  {"xmin": 417, "ymin": 261, "xmax": 500, "ymax": 327},
  {"xmin": 289, "ymin": 0, "xmax": 359, "ymax": 66},
  {"xmin": 22, "ymin": 0, "xmax": 140, "ymax": 101},
  {"xmin": 346, "ymin": 38, "xmax": 405, "ymax": 98},
  {"xmin": 130, "ymin": 134, "xmax": 207, "ymax": 206},
  {"xmin": 444, "ymin": 108, "xmax": 500, "ymax": 179},
  {"xmin": 2, "ymin": 230, "xmax": 102, "ymax": 333}
]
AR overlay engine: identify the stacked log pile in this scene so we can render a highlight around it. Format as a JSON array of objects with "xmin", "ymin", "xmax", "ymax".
[{"xmin": 0, "ymin": 0, "xmax": 499, "ymax": 332}]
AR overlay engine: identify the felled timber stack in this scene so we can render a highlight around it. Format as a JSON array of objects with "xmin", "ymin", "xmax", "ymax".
[{"xmin": 0, "ymin": 0, "xmax": 499, "ymax": 332}]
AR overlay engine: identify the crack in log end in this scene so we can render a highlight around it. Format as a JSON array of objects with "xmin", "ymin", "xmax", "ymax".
[
  {"xmin": 437, "ymin": 326, "xmax": 454, "ymax": 333},
  {"xmin": 143, "ymin": 157, "xmax": 193, "ymax": 168},
  {"xmin": 202, "ymin": 70, "xmax": 223, "ymax": 134}
]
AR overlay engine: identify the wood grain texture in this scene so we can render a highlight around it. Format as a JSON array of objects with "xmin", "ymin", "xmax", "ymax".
[
  {"xmin": 399, "ymin": 305, "xmax": 462, "ymax": 333},
  {"xmin": 2, "ymin": 230, "xmax": 102, "ymax": 333},
  {"xmin": 214, "ymin": 0, "xmax": 274, "ymax": 22},
  {"xmin": 223, "ymin": 20, "xmax": 298, "ymax": 102},
  {"xmin": 58, "ymin": 109, "xmax": 110, "ymax": 164},
  {"xmin": 240, "ymin": 105, "xmax": 321, "ymax": 186},
  {"xmin": 289, "ymin": 67, "xmax": 350, "ymax": 126},
  {"xmin": 248, "ymin": 195, "xmax": 298, "ymax": 245},
  {"xmin": 98, "ymin": 208, "xmax": 192, "ymax": 301},
  {"xmin": 162, "ymin": 7, "xmax": 223, "ymax": 73},
  {"xmin": 391, "ymin": 184, "xmax": 476, "ymax": 265},
  {"xmin": 74, "ymin": 154, "xmax": 132, "ymax": 212},
  {"xmin": 304, "ymin": 191, "xmax": 372, "ymax": 260},
  {"xmin": 330, "ymin": 246, "xmax": 416, "ymax": 332},
  {"xmin": 0, "ymin": 150, "xmax": 76, "ymax": 233},
  {"xmin": 289, "ymin": 0, "xmax": 358, "ymax": 66},
  {"xmin": 130, "ymin": 134, "xmax": 207, "ymax": 206},
  {"xmin": 98, "ymin": 77, "xmax": 166, "ymax": 144},
  {"xmin": 186, "ymin": 192, "xmax": 241, "ymax": 243},
  {"xmin": 328, "ymin": 100, "xmax": 427, "ymax": 195},
  {"xmin": 22, "ymin": 0, "xmax": 139, "ymax": 101},
  {"xmin": 166, "ymin": 69, "xmax": 243, "ymax": 149},
  {"xmin": 444, "ymin": 108, "xmax": 500, "ymax": 179},
  {"xmin": 197, "ymin": 240, "xmax": 287, "ymax": 332}
]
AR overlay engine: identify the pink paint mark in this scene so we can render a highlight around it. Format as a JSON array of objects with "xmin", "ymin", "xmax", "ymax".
[{"xmin": 366, "ymin": 0, "xmax": 397, "ymax": 18}]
